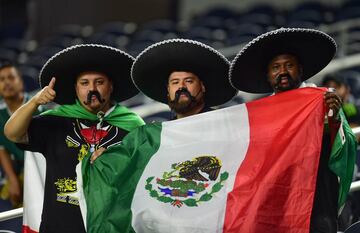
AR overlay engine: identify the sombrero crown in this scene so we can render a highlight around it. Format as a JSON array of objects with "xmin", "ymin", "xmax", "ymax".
[
  {"xmin": 229, "ymin": 28, "xmax": 337, "ymax": 93},
  {"xmin": 131, "ymin": 39, "xmax": 237, "ymax": 107},
  {"xmin": 39, "ymin": 44, "xmax": 138, "ymax": 104}
]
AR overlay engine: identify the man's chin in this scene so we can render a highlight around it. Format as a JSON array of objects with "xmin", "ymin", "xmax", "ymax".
[
  {"xmin": 277, "ymin": 83, "xmax": 298, "ymax": 92},
  {"xmin": 169, "ymin": 101, "xmax": 192, "ymax": 114},
  {"xmin": 81, "ymin": 102, "xmax": 102, "ymax": 113}
]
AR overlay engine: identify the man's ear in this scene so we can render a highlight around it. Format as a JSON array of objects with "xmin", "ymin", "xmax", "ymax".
[
  {"xmin": 299, "ymin": 64, "xmax": 304, "ymax": 76},
  {"xmin": 266, "ymin": 73, "xmax": 272, "ymax": 84},
  {"xmin": 201, "ymin": 82, "xmax": 205, "ymax": 93}
]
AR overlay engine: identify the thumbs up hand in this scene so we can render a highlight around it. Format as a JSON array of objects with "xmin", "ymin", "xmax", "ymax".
[{"xmin": 33, "ymin": 77, "xmax": 57, "ymax": 105}]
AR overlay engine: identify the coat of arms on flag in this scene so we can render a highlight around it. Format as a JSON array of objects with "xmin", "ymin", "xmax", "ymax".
[{"xmin": 145, "ymin": 156, "xmax": 229, "ymax": 208}]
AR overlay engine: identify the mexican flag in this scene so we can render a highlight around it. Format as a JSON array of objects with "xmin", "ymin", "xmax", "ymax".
[
  {"xmin": 76, "ymin": 87, "xmax": 355, "ymax": 233},
  {"xmin": 22, "ymin": 151, "xmax": 46, "ymax": 233}
]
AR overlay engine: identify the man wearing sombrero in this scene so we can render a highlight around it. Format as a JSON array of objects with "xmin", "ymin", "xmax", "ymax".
[
  {"xmin": 131, "ymin": 39, "xmax": 237, "ymax": 120},
  {"xmin": 4, "ymin": 44, "xmax": 144, "ymax": 233},
  {"xmin": 230, "ymin": 28, "xmax": 357, "ymax": 233}
]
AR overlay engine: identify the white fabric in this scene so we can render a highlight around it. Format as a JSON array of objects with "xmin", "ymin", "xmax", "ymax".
[{"xmin": 131, "ymin": 105, "xmax": 250, "ymax": 233}]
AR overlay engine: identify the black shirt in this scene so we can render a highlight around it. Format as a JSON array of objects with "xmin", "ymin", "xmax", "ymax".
[
  {"xmin": 20, "ymin": 115, "xmax": 129, "ymax": 233},
  {"xmin": 310, "ymin": 131, "xmax": 339, "ymax": 233},
  {"xmin": 171, "ymin": 106, "xmax": 213, "ymax": 120}
]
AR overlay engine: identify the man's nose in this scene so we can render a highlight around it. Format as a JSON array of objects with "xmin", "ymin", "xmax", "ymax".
[
  {"xmin": 89, "ymin": 82, "xmax": 97, "ymax": 90},
  {"xmin": 180, "ymin": 80, "xmax": 188, "ymax": 88},
  {"xmin": 3, "ymin": 77, "xmax": 11, "ymax": 85},
  {"xmin": 279, "ymin": 65, "xmax": 288, "ymax": 75}
]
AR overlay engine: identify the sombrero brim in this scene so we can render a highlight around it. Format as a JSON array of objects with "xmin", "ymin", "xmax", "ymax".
[
  {"xmin": 131, "ymin": 39, "xmax": 237, "ymax": 107},
  {"xmin": 229, "ymin": 28, "xmax": 337, "ymax": 93},
  {"xmin": 39, "ymin": 44, "xmax": 138, "ymax": 105}
]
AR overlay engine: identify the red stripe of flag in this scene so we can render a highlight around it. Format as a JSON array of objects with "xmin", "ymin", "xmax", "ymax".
[
  {"xmin": 23, "ymin": 225, "xmax": 38, "ymax": 233},
  {"xmin": 224, "ymin": 88, "xmax": 325, "ymax": 233}
]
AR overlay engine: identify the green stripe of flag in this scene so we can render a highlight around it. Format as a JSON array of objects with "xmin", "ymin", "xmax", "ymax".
[
  {"xmin": 329, "ymin": 109, "xmax": 358, "ymax": 207},
  {"xmin": 81, "ymin": 123, "xmax": 162, "ymax": 233}
]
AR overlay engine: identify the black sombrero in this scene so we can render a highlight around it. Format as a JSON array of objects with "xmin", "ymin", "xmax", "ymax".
[
  {"xmin": 229, "ymin": 28, "xmax": 337, "ymax": 93},
  {"xmin": 131, "ymin": 39, "xmax": 237, "ymax": 107},
  {"xmin": 39, "ymin": 44, "xmax": 138, "ymax": 104}
]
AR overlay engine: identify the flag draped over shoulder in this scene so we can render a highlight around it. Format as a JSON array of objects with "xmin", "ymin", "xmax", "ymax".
[
  {"xmin": 79, "ymin": 87, "xmax": 356, "ymax": 233},
  {"xmin": 22, "ymin": 100, "xmax": 144, "ymax": 233},
  {"xmin": 41, "ymin": 100, "xmax": 144, "ymax": 131}
]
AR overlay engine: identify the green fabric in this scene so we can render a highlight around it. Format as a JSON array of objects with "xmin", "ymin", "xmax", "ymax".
[
  {"xmin": 0, "ymin": 95, "xmax": 42, "ymax": 161},
  {"xmin": 343, "ymin": 103, "xmax": 358, "ymax": 118},
  {"xmin": 41, "ymin": 100, "xmax": 144, "ymax": 132},
  {"xmin": 0, "ymin": 108, "xmax": 25, "ymax": 161},
  {"xmin": 328, "ymin": 109, "xmax": 358, "ymax": 207},
  {"xmin": 82, "ymin": 123, "xmax": 162, "ymax": 233}
]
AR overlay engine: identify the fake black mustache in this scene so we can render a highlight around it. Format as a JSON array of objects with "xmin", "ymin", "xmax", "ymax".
[
  {"xmin": 171, "ymin": 88, "xmax": 196, "ymax": 103},
  {"xmin": 83, "ymin": 91, "xmax": 105, "ymax": 105},
  {"xmin": 274, "ymin": 74, "xmax": 291, "ymax": 86},
  {"xmin": 274, "ymin": 73, "xmax": 301, "ymax": 91}
]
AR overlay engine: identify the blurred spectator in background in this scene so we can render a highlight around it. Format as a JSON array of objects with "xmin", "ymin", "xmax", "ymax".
[
  {"xmin": 322, "ymin": 75, "xmax": 360, "ymax": 129},
  {"xmin": 131, "ymin": 39, "xmax": 237, "ymax": 120},
  {"xmin": 0, "ymin": 61, "xmax": 32, "ymax": 232},
  {"xmin": 322, "ymin": 75, "xmax": 360, "ymax": 230}
]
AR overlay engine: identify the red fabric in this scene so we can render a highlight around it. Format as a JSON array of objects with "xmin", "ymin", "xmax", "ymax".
[
  {"xmin": 80, "ymin": 126, "xmax": 109, "ymax": 144},
  {"xmin": 223, "ymin": 88, "xmax": 325, "ymax": 233},
  {"xmin": 23, "ymin": 225, "xmax": 38, "ymax": 233}
]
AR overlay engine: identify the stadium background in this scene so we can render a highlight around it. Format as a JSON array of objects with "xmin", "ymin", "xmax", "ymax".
[{"xmin": 1, "ymin": 0, "xmax": 360, "ymax": 232}]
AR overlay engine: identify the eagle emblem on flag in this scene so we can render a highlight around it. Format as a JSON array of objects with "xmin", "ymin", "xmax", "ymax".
[{"xmin": 145, "ymin": 156, "xmax": 229, "ymax": 208}]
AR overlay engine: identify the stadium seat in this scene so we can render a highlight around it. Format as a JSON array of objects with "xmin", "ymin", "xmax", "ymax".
[
  {"xmin": 344, "ymin": 221, "xmax": 360, "ymax": 233},
  {"xmin": 19, "ymin": 65, "xmax": 40, "ymax": 92},
  {"xmin": 98, "ymin": 21, "xmax": 137, "ymax": 36},
  {"xmin": 140, "ymin": 19, "xmax": 178, "ymax": 34},
  {"xmin": 201, "ymin": 7, "xmax": 237, "ymax": 20}
]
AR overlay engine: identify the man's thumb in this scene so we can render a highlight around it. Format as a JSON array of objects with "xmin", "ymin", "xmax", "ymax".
[{"xmin": 48, "ymin": 77, "xmax": 56, "ymax": 89}]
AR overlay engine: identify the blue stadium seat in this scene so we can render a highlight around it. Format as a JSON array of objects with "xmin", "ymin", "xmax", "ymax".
[
  {"xmin": 246, "ymin": 4, "xmax": 277, "ymax": 17},
  {"xmin": 23, "ymin": 55, "xmax": 48, "ymax": 70},
  {"xmin": 201, "ymin": 7, "xmax": 237, "ymax": 20},
  {"xmin": 226, "ymin": 23, "xmax": 265, "ymax": 46},
  {"xmin": 344, "ymin": 221, "xmax": 360, "ymax": 233},
  {"xmin": 133, "ymin": 29, "xmax": 172, "ymax": 42},
  {"xmin": 0, "ymin": 48, "xmax": 19, "ymax": 63},
  {"xmin": 236, "ymin": 13, "xmax": 276, "ymax": 29},
  {"xmin": 98, "ymin": 21, "xmax": 137, "ymax": 36},
  {"xmin": 336, "ymin": 1, "xmax": 360, "ymax": 22},
  {"xmin": 0, "ymin": 38, "xmax": 28, "ymax": 53},
  {"xmin": 184, "ymin": 26, "xmax": 226, "ymax": 42},
  {"xmin": 19, "ymin": 65, "xmax": 40, "ymax": 92},
  {"xmin": 285, "ymin": 21, "xmax": 318, "ymax": 29},
  {"xmin": 126, "ymin": 41, "xmax": 155, "ymax": 57},
  {"xmin": 292, "ymin": 2, "xmax": 328, "ymax": 12},
  {"xmin": 31, "ymin": 46, "xmax": 64, "ymax": 59},
  {"xmin": 86, "ymin": 32, "xmax": 130, "ymax": 49},
  {"xmin": 41, "ymin": 35, "xmax": 83, "ymax": 49},
  {"xmin": 287, "ymin": 10, "xmax": 324, "ymax": 25},
  {"xmin": 54, "ymin": 24, "xmax": 92, "ymax": 39},
  {"xmin": 140, "ymin": 19, "xmax": 178, "ymax": 34},
  {"xmin": 191, "ymin": 16, "xmax": 227, "ymax": 31}
]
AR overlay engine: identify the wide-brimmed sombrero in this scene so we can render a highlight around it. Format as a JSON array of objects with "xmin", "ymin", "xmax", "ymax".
[
  {"xmin": 229, "ymin": 28, "xmax": 337, "ymax": 93},
  {"xmin": 39, "ymin": 44, "xmax": 138, "ymax": 104},
  {"xmin": 131, "ymin": 39, "xmax": 237, "ymax": 106}
]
